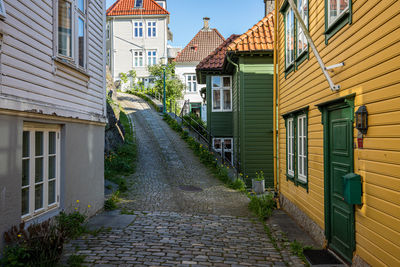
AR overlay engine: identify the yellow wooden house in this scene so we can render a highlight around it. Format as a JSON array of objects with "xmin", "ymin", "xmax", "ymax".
[{"xmin": 274, "ymin": 0, "xmax": 400, "ymax": 265}]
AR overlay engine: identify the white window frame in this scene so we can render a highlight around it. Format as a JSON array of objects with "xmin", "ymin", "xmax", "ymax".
[
  {"xmin": 134, "ymin": 21, "xmax": 144, "ymax": 38},
  {"xmin": 297, "ymin": 115, "xmax": 307, "ymax": 183},
  {"xmin": 327, "ymin": 0, "xmax": 350, "ymax": 28},
  {"xmin": 147, "ymin": 21, "xmax": 157, "ymax": 38},
  {"xmin": 285, "ymin": 7, "xmax": 295, "ymax": 68},
  {"xmin": 56, "ymin": 0, "xmax": 88, "ymax": 69},
  {"xmin": 147, "ymin": 50, "xmax": 157, "ymax": 66},
  {"xmin": 287, "ymin": 118, "xmax": 294, "ymax": 177},
  {"xmin": 213, "ymin": 138, "xmax": 233, "ymax": 164},
  {"xmin": 185, "ymin": 74, "xmax": 197, "ymax": 92},
  {"xmin": 211, "ymin": 76, "xmax": 232, "ymax": 112},
  {"xmin": 133, "ymin": 50, "xmax": 144, "ymax": 67},
  {"xmin": 0, "ymin": 0, "xmax": 7, "ymax": 19},
  {"xmin": 297, "ymin": 0, "xmax": 308, "ymax": 57},
  {"xmin": 22, "ymin": 124, "xmax": 61, "ymax": 221}
]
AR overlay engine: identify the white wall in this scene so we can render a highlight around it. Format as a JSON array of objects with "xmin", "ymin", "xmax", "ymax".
[
  {"xmin": 0, "ymin": 0, "xmax": 106, "ymax": 123},
  {"xmin": 107, "ymin": 15, "xmax": 168, "ymax": 80},
  {"xmin": 175, "ymin": 63, "xmax": 204, "ymax": 104}
]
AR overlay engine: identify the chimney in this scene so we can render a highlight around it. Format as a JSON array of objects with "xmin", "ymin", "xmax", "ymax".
[
  {"xmin": 202, "ymin": 17, "xmax": 210, "ymax": 31},
  {"xmin": 264, "ymin": 0, "xmax": 274, "ymax": 16}
]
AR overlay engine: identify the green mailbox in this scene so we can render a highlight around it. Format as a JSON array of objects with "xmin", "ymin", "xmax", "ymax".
[{"xmin": 343, "ymin": 173, "xmax": 362, "ymax": 205}]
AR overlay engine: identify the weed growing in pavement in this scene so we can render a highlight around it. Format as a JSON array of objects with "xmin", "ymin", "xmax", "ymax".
[
  {"xmin": 67, "ymin": 254, "xmax": 86, "ymax": 267},
  {"xmin": 290, "ymin": 240, "xmax": 313, "ymax": 266},
  {"xmin": 120, "ymin": 208, "xmax": 135, "ymax": 215},
  {"xmin": 104, "ymin": 191, "xmax": 121, "ymax": 211},
  {"xmin": 248, "ymin": 194, "xmax": 276, "ymax": 221}
]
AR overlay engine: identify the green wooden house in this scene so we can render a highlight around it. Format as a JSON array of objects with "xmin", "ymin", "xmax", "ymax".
[{"xmin": 197, "ymin": 13, "xmax": 275, "ymax": 187}]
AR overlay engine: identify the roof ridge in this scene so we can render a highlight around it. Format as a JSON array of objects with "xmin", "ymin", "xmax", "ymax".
[{"xmin": 107, "ymin": 0, "xmax": 169, "ymax": 16}]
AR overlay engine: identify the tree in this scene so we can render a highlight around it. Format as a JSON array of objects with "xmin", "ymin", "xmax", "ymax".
[{"xmin": 148, "ymin": 62, "xmax": 184, "ymax": 103}]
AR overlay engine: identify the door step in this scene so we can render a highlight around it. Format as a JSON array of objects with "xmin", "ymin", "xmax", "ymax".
[{"xmin": 303, "ymin": 249, "xmax": 346, "ymax": 266}]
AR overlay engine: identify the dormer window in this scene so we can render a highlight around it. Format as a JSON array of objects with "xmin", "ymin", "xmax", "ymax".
[
  {"xmin": 135, "ymin": 0, "xmax": 143, "ymax": 8},
  {"xmin": 0, "ymin": 0, "xmax": 6, "ymax": 19}
]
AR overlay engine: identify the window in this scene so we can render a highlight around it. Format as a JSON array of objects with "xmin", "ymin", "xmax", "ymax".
[
  {"xmin": 135, "ymin": 0, "xmax": 143, "ymax": 8},
  {"xmin": 287, "ymin": 118, "xmax": 294, "ymax": 177},
  {"xmin": 186, "ymin": 74, "xmax": 197, "ymax": 92},
  {"xmin": 297, "ymin": 0, "xmax": 308, "ymax": 57},
  {"xmin": 147, "ymin": 21, "xmax": 157, "ymax": 38},
  {"xmin": 106, "ymin": 23, "xmax": 110, "ymax": 40},
  {"xmin": 134, "ymin": 21, "xmax": 143, "ymax": 37},
  {"xmin": 285, "ymin": 7, "xmax": 294, "ymax": 69},
  {"xmin": 147, "ymin": 50, "xmax": 157, "ymax": 66},
  {"xmin": 325, "ymin": 0, "xmax": 352, "ymax": 43},
  {"xmin": 284, "ymin": 108, "xmax": 308, "ymax": 187},
  {"xmin": 57, "ymin": 0, "xmax": 87, "ymax": 69},
  {"xmin": 22, "ymin": 125, "xmax": 60, "ymax": 219},
  {"xmin": 107, "ymin": 50, "xmax": 110, "ymax": 66},
  {"xmin": 297, "ymin": 115, "xmax": 307, "ymax": 183},
  {"xmin": 212, "ymin": 76, "xmax": 232, "ymax": 112},
  {"xmin": 213, "ymin": 138, "xmax": 233, "ymax": 164},
  {"xmin": 0, "ymin": 0, "xmax": 6, "ymax": 18},
  {"xmin": 133, "ymin": 50, "xmax": 143, "ymax": 67},
  {"xmin": 156, "ymin": 1, "xmax": 165, "ymax": 8}
]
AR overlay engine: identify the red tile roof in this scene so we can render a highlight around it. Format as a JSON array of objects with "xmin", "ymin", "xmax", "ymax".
[
  {"xmin": 228, "ymin": 11, "xmax": 274, "ymax": 52},
  {"xmin": 174, "ymin": 29, "xmax": 225, "ymax": 63},
  {"xmin": 107, "ymin": 0, "xmax": 169, "ymax": 16},
  {"xmin": 196, "ymin": 34, "xmax": 241, "ymax": 71}
]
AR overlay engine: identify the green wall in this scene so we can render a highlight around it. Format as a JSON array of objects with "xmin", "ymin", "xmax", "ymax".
[{"xmin": 238, "ymin": 56, "xmax": 274, "ymax": 187}]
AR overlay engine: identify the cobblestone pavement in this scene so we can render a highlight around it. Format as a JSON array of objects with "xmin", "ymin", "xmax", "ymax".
[{"xmin": 63, "ymin": 94, "xmax": 304, "ymax": 266}]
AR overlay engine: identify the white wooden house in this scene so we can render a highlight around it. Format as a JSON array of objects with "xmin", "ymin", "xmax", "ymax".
[{"xmin": 0, "ymin": 0, "xmax": 106, "ymax": 249}]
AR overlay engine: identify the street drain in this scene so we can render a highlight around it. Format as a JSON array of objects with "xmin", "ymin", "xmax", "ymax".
[{"xmin": 179, "ymin": 185, "xmax": 203, "ymax": 192}]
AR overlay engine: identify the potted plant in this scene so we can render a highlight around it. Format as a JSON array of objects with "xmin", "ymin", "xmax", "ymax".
[{"xmin": 252, "ymin": 171, "xmax": 265, "ymax": 195}]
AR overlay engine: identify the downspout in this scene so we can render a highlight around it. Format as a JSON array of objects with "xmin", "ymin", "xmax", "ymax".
[
  {"xmin": 273, "ymin": 0, "xmax": 279, "ymax": 195},
  {"xmin": 226, "ymin": 53, "xmax": 240, "ymax": 173}
]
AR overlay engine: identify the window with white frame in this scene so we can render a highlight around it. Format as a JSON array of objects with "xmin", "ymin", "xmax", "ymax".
[
  {"xmin": 57, "ymin": 0, "xmax": 87, "ymax": 69},
  {"xmin": 287, "ymin": 118, "xmax": 294, "ymax": 177},
  {"xmin": 133, "ymin": 50, "xmax": 143, "ymax": 67},
  {"xmin": 147, "ymin": 50, "xmax": 157, "ymax": 66},
  {"xmin": 135, "ymin": 0, "xmax": 143, "ymax": 8},
  {"xmin": 212, "ymin": 76, "xmax": 231, "ymax": 112},
  {"xmin": 297, "ymin": 115, "xmax": 307, "ymax": 183},
  {"xmin": 22, "ymin": 125, "xmax": 60, "ymax": 219},
  {"xmin": 285, "ymin": 7, "xmax": 294, "ymax": 68},
  {"xmin": 185, "ymin": 74, "xmax": 197, "ymax": 92},
  {"xmin": 134, "ymin": 21, "xmax": 143, "ymax": 37},
  {"xmin": 106, "ymin": 23, "xmax": 110, "ymax": 40},
  {"xmin": 213, "ymin": 138, "xmax": 233, "ymax": 164},
  {"xmin": 328, "ymin": 0, "xmax": 349, "ymax": 27},
  {"xmin": 297, "ymin": 0, "xmax": 308, "ymax": 57},
  {"xmin": 0, "ymin": 0, "xmax": 6, "ymax": 18},
  {"xmin": 147, "ymin": 21, "xmax": 157, "ymax": 38}
]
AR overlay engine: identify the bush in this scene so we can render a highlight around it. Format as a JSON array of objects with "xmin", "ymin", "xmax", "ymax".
[
  {"xmin": 56, "ymin": 211, "xmax": 86, "ymax": 239},
  {"xmin": 248, "ymin": 194, "xmax": 276, "ymax": 220},
  {"xmin": 230, "ymin": 178, "xmax": 246, "ymax": 191}
]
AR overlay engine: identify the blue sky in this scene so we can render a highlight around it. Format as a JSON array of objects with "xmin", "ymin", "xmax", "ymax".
[{"xmin": 106, "ymin": 0, "xmax": 265, "ymax": 47}]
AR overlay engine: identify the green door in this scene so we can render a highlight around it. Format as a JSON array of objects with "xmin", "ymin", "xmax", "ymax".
[{"xmin": 327, "ymin": 105, "xmax": 355, "ymax": 262}]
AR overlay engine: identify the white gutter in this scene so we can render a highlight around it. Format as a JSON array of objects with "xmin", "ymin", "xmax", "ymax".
[{"xmin": 287, "ymin": 0, "xmax": 341, "ymax": 91}]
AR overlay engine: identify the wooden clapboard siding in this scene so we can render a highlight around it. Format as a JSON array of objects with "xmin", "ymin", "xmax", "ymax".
[
  {"xmin": 277, "ymin": 0, "xmax": 400, "ymax": 265},
  {"xmin": 0, "ymin": 0, "xmax": 106, "ymax": 122},
  {"xmin": 239, "ymin": 56, "xmax": 274, "ymax": 187}
]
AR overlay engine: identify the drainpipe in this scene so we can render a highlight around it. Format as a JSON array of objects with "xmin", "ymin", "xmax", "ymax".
[
  {"xmin": 226, "ymin": 53, "xmax": 240, "ymax": 174},
  {"xmin": 273, "ymin": 0, "xmax": 280, "ymax": 202}
]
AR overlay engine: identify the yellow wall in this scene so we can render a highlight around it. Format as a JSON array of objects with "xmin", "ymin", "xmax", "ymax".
[{"xmin": 276, "ymin": 0, "xmax": 400, "ymax": 266}]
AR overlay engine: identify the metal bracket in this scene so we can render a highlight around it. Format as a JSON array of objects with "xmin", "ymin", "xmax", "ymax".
[{"xmin": 325, "ymin": 62, "xmax": 344, "ymax": 71}]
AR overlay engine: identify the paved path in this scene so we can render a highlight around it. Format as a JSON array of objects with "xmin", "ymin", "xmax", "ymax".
[{"xmin": 64, "ymin": 93, "xmax": 304, "ymax": 266}]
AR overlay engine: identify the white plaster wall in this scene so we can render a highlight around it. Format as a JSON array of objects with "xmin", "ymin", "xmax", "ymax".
[{"xmin": 109, "ymin": 16, "xmax": 168, "ymax": 80}]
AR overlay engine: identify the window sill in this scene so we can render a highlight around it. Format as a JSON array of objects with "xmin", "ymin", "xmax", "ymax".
[
  {"xmin": 296, "ymin": 50, "xmax": 308, "ymax": 69},
  {"xmin": 53, "ymin": 57, "xmax": 90, "ymax": 79},
  {"xmin": 212, "ymin": 109, "xmax": 232, "ymax": 113},
  {"xmin": 22, "ymin": 204, "xmax": 59, "ymax": 222},
  {"xmin": 285, "ymin": 63, "xmax": 295, "ymax": 78},
  {"xmin": 325, "ymin": 11, "xmax": 351, "ymax": 44}
]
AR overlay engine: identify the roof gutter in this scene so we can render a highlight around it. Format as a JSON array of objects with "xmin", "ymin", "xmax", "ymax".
[{"xmin": 286, "ymin": 0, "xmax": 341, "ymax": 91}]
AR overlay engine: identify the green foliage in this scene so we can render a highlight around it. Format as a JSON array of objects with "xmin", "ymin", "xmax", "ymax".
[
  {"xmin": 104, "ymin": 191, "xmax": 120, "ymax": 211},
  {"xmin": 2, "ymin": 211, "xmax": 87, "ymax": 266},
  {"xmin": 255, "ymin": 171, "xmax": 265, "ymax": 181},
  {"xmin": 230, "ymin": 178, "xmax": 246, "ymax": 191},
  {"xmin": 120, "ymin": 208, "xmax": 135, "ymax": 215},
  {"xmin": 248, "ymin": 194, "xmax": 276, "ymax": 220},
  {"xmin": 182, "ymin": 113, "xmax": 207, "ymax": 137},
  {"xmin": 128, "ymin": 91, "xmax": 162, "ymax": 112},
  {"xmin": 67, "ymin": 254, "xmax": 86, "ymax": 267},
  {"xmin": 119, "ymin": 72, "xmax": 128, "ymax": 84},
  {"xmin": 104, "ymin": 109, "xmax": 136, "ymax": 192},
  {"xmin": 148, "ymin": 62, "xmax": 184, "ymax": 105},
  {"xmin": 290, "ymin": 240, "xmax": 313, "ymax": 266}
]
